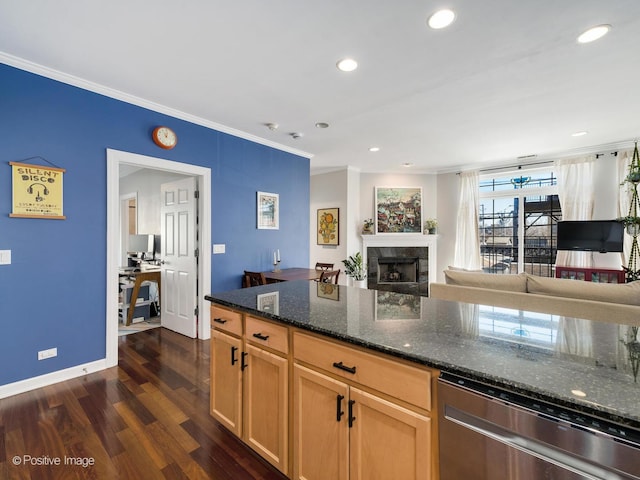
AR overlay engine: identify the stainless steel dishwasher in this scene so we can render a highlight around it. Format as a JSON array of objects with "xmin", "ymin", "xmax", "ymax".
[{"xmin": 438, "ymin": 373, "xmax": 640, "ymax": 479}]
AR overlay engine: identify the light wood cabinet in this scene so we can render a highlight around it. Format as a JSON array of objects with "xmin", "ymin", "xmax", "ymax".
[
  {"xmin": 210, "ymin": 306, "xmax": 288, "ymax": 475},
  {"xmin": 293, "ymin": 332, "xmax": 434, "ymax": 480}
]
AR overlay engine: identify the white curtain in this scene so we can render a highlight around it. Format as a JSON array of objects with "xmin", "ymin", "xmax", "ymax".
[
  {"xmin": 453, "ymin": 171, "xmax": 482, "ymax": 270},
  {"xmin": 555, "ymin": 156, "xmax": 596, "ymax": 268},
  {"xmin": 617, "ymin": 149, "xmax": 634, "ymax": 267},
  {"xmin": 555, "ymin": 318, "xmax": 593, "ymax": 357}
]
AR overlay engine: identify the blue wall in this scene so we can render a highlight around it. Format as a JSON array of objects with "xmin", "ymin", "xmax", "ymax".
[{"xmin": 0, "ymin": 63, "xmax": 309, "ymax": 386}]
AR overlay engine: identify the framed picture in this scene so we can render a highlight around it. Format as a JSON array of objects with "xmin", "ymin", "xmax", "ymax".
[
  {"xmin": 10, "ymin": 161, "xmax": 66, "ymax": 219},
  {"xmin": 317, "ymin": 207, "xmax": 339, "ymax": 245},
  {"xmin": 257, "ymin": 191, "xmax": 279, "ymax": 229},
  {"xmin": 374, "ymin": 291, "xmax": 421, "ymax": 321},
  {"xmin": 375, "ymin": 187, "xmax": 422, "ymax": 233},
  {"xmin": 257, "ymin": 292, "xmax": 279, "ymax": 315},
  {"xmin": 317, "ymin": 282, "xmax": 339, "ymax": 301}
]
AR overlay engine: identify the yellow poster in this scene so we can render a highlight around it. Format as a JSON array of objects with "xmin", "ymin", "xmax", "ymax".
[{"xmin": 9, "ymin": 162, "xmax": 66, "ymax": 219}]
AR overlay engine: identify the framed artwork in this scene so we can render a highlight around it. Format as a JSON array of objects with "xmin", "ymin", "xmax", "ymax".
[
  {"xmin": 317, "ymin": 207, "xmax": 339, "ymax": 245},
  {"xmin": 257, "ymin": 292, "xmax": 279, "ymax": 315},
  {"xmin": 10, "ymin": 161, "xmax": 66, "ymax": 219},
  {"xmin": 317, "ymin": 282, "xmax": 339, "ymax": 301},
  {"xmin": 375, "ymin": 291, "xmax": 421, "ymax": 321},
  {"xmin": 375, "ymin": 187, "xmax": 422, "ymax": 233},
  {"xmin": 257, "ymin": 191, "xmax": 279, "ymax": 229}
]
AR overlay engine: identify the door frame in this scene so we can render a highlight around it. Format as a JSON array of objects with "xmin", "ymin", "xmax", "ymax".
[{"xmin": 106, "ymin": 148, "xmax": 211, "ymax": 368}]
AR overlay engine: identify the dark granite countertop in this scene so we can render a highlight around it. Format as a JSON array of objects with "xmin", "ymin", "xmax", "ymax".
[{"xmin": 206, "ymin": 281, "xmax": 640, "ymax": 431}]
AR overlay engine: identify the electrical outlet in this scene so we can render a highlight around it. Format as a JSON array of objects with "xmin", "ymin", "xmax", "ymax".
[{"xmin": 38, "ymin": 348, "xmax": 57, "ymax": 360}]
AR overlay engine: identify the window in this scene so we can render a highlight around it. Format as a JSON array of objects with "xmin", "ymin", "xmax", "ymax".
[{"xmin": 479, "ymin": 168, "xmax": 562, "ymax": 277}]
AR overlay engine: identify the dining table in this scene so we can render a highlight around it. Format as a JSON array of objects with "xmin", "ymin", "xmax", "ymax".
[{"xmin": 262, "ymin": 267, "xmax": 322, "ymax": 283}]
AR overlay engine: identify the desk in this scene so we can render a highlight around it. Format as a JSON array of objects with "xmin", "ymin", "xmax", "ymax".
[
  {"xmin": 119, "ymin": 269, "xmax": 162, "ymax": 326},
  {"xmin": 263, "ymin": 268, "xmax": 321, "ymax": 283}
]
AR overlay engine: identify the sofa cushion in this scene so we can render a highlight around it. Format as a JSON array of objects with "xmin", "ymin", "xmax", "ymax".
[
  {"xmin": 444, "ymin": 269, "xmax": 528, "ymax": 292},
  {"xmin": 526, "ymin": 275, "xmax": 640, "ymax": 306}
]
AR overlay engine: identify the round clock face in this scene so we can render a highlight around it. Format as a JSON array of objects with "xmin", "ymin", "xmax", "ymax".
[{"xmin": 152, "ymin": 126, "xmax": 177, "ymax": 149}]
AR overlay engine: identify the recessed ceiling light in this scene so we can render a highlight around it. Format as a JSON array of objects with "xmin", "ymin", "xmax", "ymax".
[
  {"xmin": 315, "ymin": 122, "xmax": 329, "ymax": 129},
  {"xmin": 571, "ymin": 389, "xmax": 587, "ymax": 398},
  {"xmin": 577, "ymin": 24, "xmax": 611, "ymax": 44},
  {"xmin": 428, "ymin": 9, "xmax": 456, "ymax": 29},
  {"xmin": 572, "ymin": 131, "xmax": 588, "ymax": 137},
  {"xmin": 368, "ymin": 147, "xmax": 380, "ymax": 152},
  {"xmin": 265, "ymin": 123, "xmax": 278, "ymax": 131},
  {"xmin": 402, "ymin": 162, "xmax": 413, "ymax": 168},
  {"xmin": 336, "ymin": 58, "xmax": 358, "ymax": 72},
  {"xmin": 290, "ymin": 132, "xmax": 303, "ymax": 139}
]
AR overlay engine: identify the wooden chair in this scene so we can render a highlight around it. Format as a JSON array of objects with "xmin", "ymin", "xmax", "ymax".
[
  {"xmin": 315, "ymin": 262, "xmax": 334, "ymax": 271},
  {"xmin": 243, "ymin": 270, "xmax": 267, "ymax": 288},
  {"xmin": 319, "ymin": 269, "xmax": 340, "ymax": 284}
]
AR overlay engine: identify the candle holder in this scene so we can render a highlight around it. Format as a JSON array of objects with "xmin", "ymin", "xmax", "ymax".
[{"xmin": 273, "ymin": 260, "xmax": 281, "ymax": 273}]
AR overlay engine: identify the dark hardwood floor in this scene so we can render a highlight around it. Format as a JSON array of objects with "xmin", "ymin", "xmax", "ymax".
[{"xmin": 0, "ymin": 328, "xmax": 288, "ymax": 480}]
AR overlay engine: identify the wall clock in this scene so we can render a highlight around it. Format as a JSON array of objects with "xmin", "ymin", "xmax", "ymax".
[{"xmin": 152, "ymin": 126, "xmax": 177, "ymax": 149}]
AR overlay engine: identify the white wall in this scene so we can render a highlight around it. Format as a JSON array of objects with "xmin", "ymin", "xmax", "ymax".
[
  {"xmin": 435, "ymin": 172, "xmax": 459, "ymax": 282},
  {"xmin": 310, "ymin": 169, "xmax": 349, "ymax": 283}
]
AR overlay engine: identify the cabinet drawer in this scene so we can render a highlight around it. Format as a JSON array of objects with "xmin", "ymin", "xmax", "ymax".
[
  {"xmin": 293, "ymin": 332, "xmax": 431, "ymax": 411},
  {"xmin": 211, "ymin": 305, "xmax": 243, "ymax": 336},
  {"xmin": 245, "ymin": 316, "xmax": 289, "ymax": 355}
]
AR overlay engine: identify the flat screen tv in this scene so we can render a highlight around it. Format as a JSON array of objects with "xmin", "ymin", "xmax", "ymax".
[{"xmin": 557, "ymin": 220, "xmax": 624, "ymax": 253}]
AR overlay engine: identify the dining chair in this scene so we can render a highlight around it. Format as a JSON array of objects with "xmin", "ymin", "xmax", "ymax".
[
  {"xmin": 319, "ymin": 269, "xmax": 340, "ymax": 284},
  {"xmin": 315, "ymin": 262, "xmax": 334, "ymax": 271},
  {"xmin": 243, "ymin": 270, "xmax": 267, "ymax": 288}
]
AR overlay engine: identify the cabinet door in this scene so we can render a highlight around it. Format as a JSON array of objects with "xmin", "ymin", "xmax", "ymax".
[
  {"xmin": 210, "ymin": 329, "xmax": 243, "ymax": 436},
  {"xmin": 349, "ymin": 387, "xmax": 431, "ymax": 480},
  {"xmin": 243, "ymin": 343, "xmax": 288, "ymax": 474},
  {"xmin": 293, "ymin": 364, "xmax": 349, "ymax": 480}
]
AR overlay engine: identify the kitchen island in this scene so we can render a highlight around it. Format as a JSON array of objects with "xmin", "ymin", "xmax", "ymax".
[{"xmin": 206, "ymin": 280, "xmax": 640, "ymax": 479}]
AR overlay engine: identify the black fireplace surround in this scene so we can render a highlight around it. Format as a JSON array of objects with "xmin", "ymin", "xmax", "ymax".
[{"xmin": 367, "ymin": 246, "xmax": 429, "ymax": 296}]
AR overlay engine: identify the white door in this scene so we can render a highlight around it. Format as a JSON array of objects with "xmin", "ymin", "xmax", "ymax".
[{"xmin": 160, "ymin": 176, "xmax": 198, "ymax": 338}]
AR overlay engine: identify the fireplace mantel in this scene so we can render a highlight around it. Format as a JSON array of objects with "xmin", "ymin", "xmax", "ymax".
[{"xmin": 361, "ymin": 234, "xmax": 438, "ymax": 294}]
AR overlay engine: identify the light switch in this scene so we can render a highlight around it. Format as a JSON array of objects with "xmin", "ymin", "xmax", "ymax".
[
  {"xmin": 0, "ymin": 250, "xmax": 11, "ymax": 265},
  {"xmin": 213, "ymin": 244, "xmax": 226, "ymax": 254}
]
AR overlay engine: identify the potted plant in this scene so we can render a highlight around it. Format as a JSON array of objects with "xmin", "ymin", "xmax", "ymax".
[
  {"xmin": 423, "ymin": 218, "xmax": 438, "ymax": 234},
  {"xmin": 342, "ymin": 252, "xmax": 367, "ymax": 287},
  {"xmin": 362, "ymin": 218, "xmax": 374, "ymax": 234}
]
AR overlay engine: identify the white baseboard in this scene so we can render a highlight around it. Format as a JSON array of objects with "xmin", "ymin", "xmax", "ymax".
[{"xmin": 0, "ymin": 359, "xmax": 108, "ymax": 399}]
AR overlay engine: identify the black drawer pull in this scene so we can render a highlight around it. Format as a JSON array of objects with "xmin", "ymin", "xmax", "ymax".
[
  {"xmin": 348, "ymin": 399, "xmax": 356, "ymax": 428},
  {"xmin": 332, "ymin": 361, "xmax": 357, "ymax": 374},
  {"xmin": 231, "ymin": 346, "xmax": 238, "ymax": 365},
  {"xmin": 252, "ymin": 332, "xmax": 270, "ymax": 341},
  {"xmin": 213, "ymin": 317, "xmax": 227, "ymax": 324},
  {"xmin": 241, "ymin": 352, "xmax": 248, "ymax": 371},
  {"xmin": 336, "ymin": 394, "xmax": 345, "ymax": 422}
]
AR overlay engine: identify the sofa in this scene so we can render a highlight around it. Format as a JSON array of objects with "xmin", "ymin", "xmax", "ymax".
[{"xmin": 430, "ymin": 269, "xmax": 640, "ymax": 326}]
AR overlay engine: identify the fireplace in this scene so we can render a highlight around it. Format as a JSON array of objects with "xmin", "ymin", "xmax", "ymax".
[
  {"xmin": 378, "ymin": 257, "xmax": 419, "ymax": 283},
  {"xmin": 362, "ymin": 234, "xmax": 437, "ymax": 296}
]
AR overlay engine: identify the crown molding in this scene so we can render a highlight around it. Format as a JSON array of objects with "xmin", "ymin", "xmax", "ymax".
[{"xmin": 0, "ymin": 52, "xmax": 313, "ymax": 159}]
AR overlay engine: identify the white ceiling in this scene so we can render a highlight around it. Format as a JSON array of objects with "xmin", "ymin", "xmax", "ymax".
[{"xmin": 1, "ymin": 0, "xmax": 639, "ymax": 174}]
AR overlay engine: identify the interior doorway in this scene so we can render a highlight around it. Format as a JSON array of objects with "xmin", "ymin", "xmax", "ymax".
[{"xmin": 106, "ymin": 149, "xmax": 211, "ymax": 369}]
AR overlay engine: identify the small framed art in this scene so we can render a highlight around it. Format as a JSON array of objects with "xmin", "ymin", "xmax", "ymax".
[
  {"xmin": 317, "ymin": 207, "xmax": 339, "ymax": 245},
  {"xmin": 257, "ymin": 191, "xmax": 279, "ymax": 229}
]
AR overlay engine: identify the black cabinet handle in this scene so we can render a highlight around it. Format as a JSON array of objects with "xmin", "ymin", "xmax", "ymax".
[
  {"xmin": 213, "ymin": 318, "xmax": 227, "ymax": 324},
  {"xmin": 336, "ymin": 394, "xmax": 345, "ymax": 422},
  {"xmin": 332, "ymin": 361, "xmax": 357, "ymax": 374},
  {"xmin": 252, "ymin": 332, "xmax": 270, "ymax": 341},
  {"xmin": 241, "ymin": 352, "xmax": 248, "ymax": 371},
  {"xmin": 231, "ymin": 346, "xmax": 238, "ymax": 365},
  {"xmin": 348, "ymin": 399, "xmax": 356, "ymax": 428}
]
